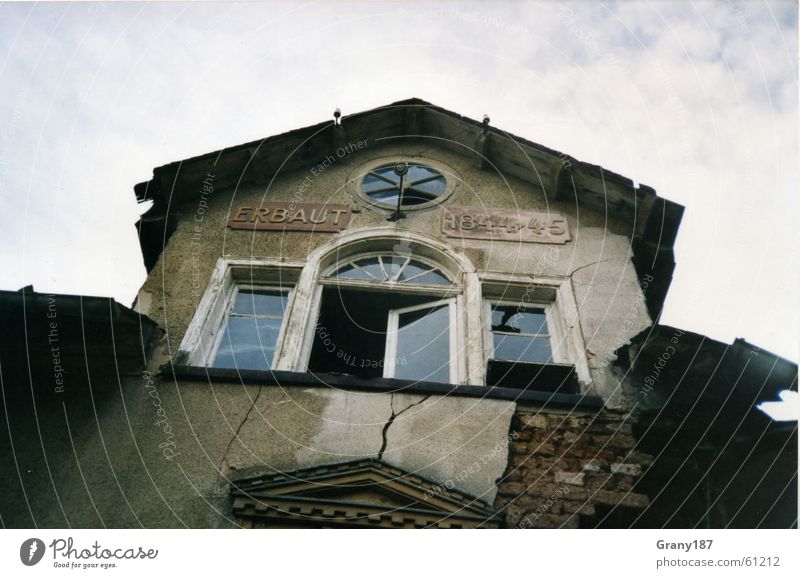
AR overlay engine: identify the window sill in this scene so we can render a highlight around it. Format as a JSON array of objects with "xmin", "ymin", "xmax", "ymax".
[
  {"xmin": 485, "ymin": 359, "xmax": 580, "ymax": 394},
  {"xmin": 164, "ymin": 364, "xmax": 603, "ymax": 410}
]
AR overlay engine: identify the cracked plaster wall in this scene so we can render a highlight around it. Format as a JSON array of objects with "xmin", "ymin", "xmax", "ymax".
[
  {"xmin": 222, "ymin": 388, "xmax": 514, "ymax": 503},
  {"xmin": 108, "ymin": 139, "xmax": 651, "ymax": 524}
]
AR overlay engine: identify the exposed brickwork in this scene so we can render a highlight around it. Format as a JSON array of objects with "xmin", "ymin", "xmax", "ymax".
[{"xmin": 494, "ymin": 410, "xmax": 653, "ymax": 528}]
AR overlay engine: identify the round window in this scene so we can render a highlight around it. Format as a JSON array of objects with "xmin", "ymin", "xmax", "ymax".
[{"xmin": 351, "ymin": 159, "xmax": 456, "ymax": 211}]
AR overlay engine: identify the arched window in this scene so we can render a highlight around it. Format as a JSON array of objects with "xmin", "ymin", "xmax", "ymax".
[
  {"xmin": 308, "ymin": 251, "xmax": 462, "ymax": 384},
  {"xmin": 327, "ymin": 254, "xmax": 452, "ymax": 286}
]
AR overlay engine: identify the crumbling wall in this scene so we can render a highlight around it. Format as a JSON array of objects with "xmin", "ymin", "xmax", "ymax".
[{"xmin": 495, "ymin": 409, "xmax": 653, "ymax": 528}]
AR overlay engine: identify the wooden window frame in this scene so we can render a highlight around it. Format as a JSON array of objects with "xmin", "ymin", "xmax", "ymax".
[
  {"xmin": 384, "ymin": 297, "xmax": 459, "ymax": 384},
  {"xmin": 177, "ymin": 258, "xmax": 303, "ymax": 368},
  {"xmin": 484, "ymin": 299, "xmax": 565, "ymax": 365},
  {"xmin": 479, "ymin": 273, "xmax": 591, "ymax": 387},
  {"xmin": 205, "ymin": 284, "xmax": 294, "ymax": 370}
]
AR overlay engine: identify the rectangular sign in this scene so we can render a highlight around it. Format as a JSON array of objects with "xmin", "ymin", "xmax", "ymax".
[
  {"xmin": 442, "ymin": 207, "xmax": 570, "ymax": 244},
  {"xmin": 227, "ymin": 202, "xmax": 351, "ymax": 232}
]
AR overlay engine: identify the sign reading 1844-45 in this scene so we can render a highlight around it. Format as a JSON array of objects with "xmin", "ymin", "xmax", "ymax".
[{"xmin": 442, "ymin": 207, "xmax": 571, "ymax": 244}]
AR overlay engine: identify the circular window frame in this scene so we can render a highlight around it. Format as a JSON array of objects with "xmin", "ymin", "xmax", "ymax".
[{"xmin": 346, "ymin": 156, "xmax": 459, "ymax": 213}]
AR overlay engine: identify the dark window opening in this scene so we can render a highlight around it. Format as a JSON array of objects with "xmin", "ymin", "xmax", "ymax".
[{"xmin": 308, "ymin": 287, "xmax": 451, "ymax": 381}]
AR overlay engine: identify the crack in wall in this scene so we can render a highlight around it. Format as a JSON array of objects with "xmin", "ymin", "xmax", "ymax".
[
  {"xmin": 377, "ymin": 393, "xmax": 431, "ymax": 460},
  {"xmin": 216, "ymin": 385, "xmax": 263, "ymax": 488},
  {"xmin": 568, "ymin": 259, "xmax": 611, "ymax": 278}
]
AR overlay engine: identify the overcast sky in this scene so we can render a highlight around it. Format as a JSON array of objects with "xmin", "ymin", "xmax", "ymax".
[{"xmin": 0, "ymin": 1, "xmax": 797, "ymax": 361}]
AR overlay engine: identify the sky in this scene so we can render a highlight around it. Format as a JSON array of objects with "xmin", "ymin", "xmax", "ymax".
[{"xmin": 0, "ymin": 1, "xmax": 797, "ymax": 361}]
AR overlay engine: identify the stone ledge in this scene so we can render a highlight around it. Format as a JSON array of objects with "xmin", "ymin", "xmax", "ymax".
[{"xmin": 165, "ymin": 364, "xmax": 605, "ymax": 410}]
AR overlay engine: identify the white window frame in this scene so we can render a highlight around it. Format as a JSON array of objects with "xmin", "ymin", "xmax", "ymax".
[
  {"xmin": 205, "ymin": 284, "xmax": 294, "ymax": 370},
  {"xmin": 384, "ymin": 297, "xmax": 459, "ymax": 384},
  {"xmin": 180, "ymin": 230, "xmax": 479, "ymax": 382},
  {"xmin": 483, "ymin": 299, "xmax": 566, "ymax": 365},
  {"xmin": 479, "ymin": 273, "xmax": 591, "ymax": 387},
  {"xmin": 177, "ymin": 258, "xmax": 303, "ymax": 369},
  {"xmin": 307, "ymin": 253, "xmax": 465, "ymax": 384}
]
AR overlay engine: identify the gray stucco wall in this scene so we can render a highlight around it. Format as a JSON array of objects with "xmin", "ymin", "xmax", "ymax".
[
  {"xmin": 138, "ymin": 140, "xmax": 649, "ymax": 380},
  {"xmin": 19, "ymin": 140, "xmax": 648, "ymax": 527}
]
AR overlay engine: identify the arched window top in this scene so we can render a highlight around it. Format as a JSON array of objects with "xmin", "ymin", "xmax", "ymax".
[{"xmin": 325, "ymin": 253, "xmax": 452, "ymax": 286}]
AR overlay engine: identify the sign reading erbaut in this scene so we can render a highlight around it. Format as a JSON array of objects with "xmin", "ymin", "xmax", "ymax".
[
  {"xmin": 442, "ymin": 207, "xmax": 570, "ymax": 244},
  {"xmin": 228, "ymin": 203, "xmax": 351, "ymax": 232}
]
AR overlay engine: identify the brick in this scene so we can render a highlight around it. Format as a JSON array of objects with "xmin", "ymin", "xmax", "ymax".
[
  {"xmin": 510, "ymin": 442, "xmax": 533, "ymax": 456},
  {"xmin": 529, "ymin": 442, "xmax": 556, "ymax": 456},
  {"xmin": 608, "ymin": 434, "xmax": 637, "ymax": 449},
  {"xmin": 626, "ymin": 450, "xmax": 654, "ymax": 465},
  {"xmin": 584, "ymin": 474, "xmax": 614, "ymax": 490},
  {"xmin": 498, "ymin": 482, "xmax": 527, "ymax": 497},
  {"xmin": 503, "ymin": 496, "xmax": 546, "ymax": 526},
  {"xmin": 614, "ymin": 476, "xmax": 635, "ymax": 491},
  {"xmin": 611, "ymin": 463, "xmax": 642, "ymax": 476},
  {"xmin": 561, "ymin": 500, "xmax": 595, "ymax": 516},
  {"xmin": 518, "ymin": 414, "xmax": 548, "ymax": 430},
  {"xmin": 518, "ymin": 513, "xmax": 578, "ymax": 529},
  {"xmin": 526, "ymin": 482, "xmax": 573, "ymax": 499},
  {"xmin": 511, "ymin": 453, "xmax": 536, "ymax": 467},
  {"xmin": 494, "ymin": 496, "xmax": 511, "ymax": 510},
  {"xmin": 504, "ymin": 468, "xmax": 526, "ymax": 483},
  {"xmin": 514, "ymin": 429, "xmax": 534, "ymax": 443},
  {"xmin": 530, "ymin": 430, "xmax": 555, "ymax": 443},
  {"xmin": 554, "ymin": 471, "xmax": 585, "ymax": 486}
]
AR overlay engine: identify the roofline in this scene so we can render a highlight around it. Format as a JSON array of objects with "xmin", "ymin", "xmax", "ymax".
[{"xmin": 133, "ymin": 97, "xmax": 684, "ymax": 318}]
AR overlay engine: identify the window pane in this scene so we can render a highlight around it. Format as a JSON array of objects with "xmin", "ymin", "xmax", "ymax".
[
  {"xmin": 492, "ymin": 334, "xmax": 552, "ymax": 363},
  {"xmin": 416, "ymin": 178, "xmax": 446, "ymax": 195},
  {"xmin": 395, "ymin": 260, "xmax": 430, "ymax": 281},
  {"xmin": 374, "ymin": 166, "xmax": 399, "ymax": 179},
  {"xmin": 491, "ymin": 305, "xmax": 548, "ymax": 335},
  {"xmin": 407, "ymin": 164, "xmax": 442, "ymax": 183},
  {"xmin": 353, "ymin": 257, "xmax": 384, "ymax": 280},
  {"xmin": 363, "ymin": 171, "xmax": 397, "ymax": 192},
  {"xmin": 334, "ymin": 263, "xmax": 373, "ymax": 281},
  {"xmin": 393, "ymin": 305, "xmax": 450, "ymax": 384},
  {"xmin": 330, "ymin": 256, "xmax": 450, "ymax": 285},
  {"xmin": 382, "ymin": 256, "xmax": 407, "ymax": 280},
  {"xmin": 231, "ymin": 290, "xmax": 288, "ymax": 317},
  {"xmin": 213, "ymin": 317, "xmax": 282, "ymax": 370},
  {"xmin": 393, "ymin": 260, "xmax": 451, "ymax": 285},
  {"xmin": 363, "ymin": 164, "xmax": 446, "ymax": 207},
  {"xmin": 402, "ymin": 189, "xmax": 439, "ymax": 204},
  {"xmin": 407, "ymin": 270, "xmax": 451, "ymax": 286},
  {"xmin": 366, "ymin": 189, "xmax": 401, "ymax": 204}
]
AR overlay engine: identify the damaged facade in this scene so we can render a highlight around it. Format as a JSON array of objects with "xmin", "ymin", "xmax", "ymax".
[{"xmin": 1, "ymin": 99, "xmax": 795, "ymax": 528}]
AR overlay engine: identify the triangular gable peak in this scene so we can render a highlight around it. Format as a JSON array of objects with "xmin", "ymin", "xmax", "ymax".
[
  {"xmin": 229, "ymin": 459, "xmax": 500, "ymax": 529},
  {"xmin": 135, "ymin": 98, "xmax": 682, "ymax": 318}
]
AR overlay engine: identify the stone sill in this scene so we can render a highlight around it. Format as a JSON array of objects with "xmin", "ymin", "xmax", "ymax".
[{"xmin": 165, "ymin": 364, "xmax": 605, "ymax": 410}]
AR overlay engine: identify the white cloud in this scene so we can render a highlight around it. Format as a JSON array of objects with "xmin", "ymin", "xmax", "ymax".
[{"xmin": 0, "ymin": 0, "xmax": 796, "ymax": 360}]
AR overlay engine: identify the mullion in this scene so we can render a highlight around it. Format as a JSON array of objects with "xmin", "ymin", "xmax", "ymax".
[
  {"xmin": 366, "ymin": 185, "xmax": 400, "ymax": 195},
  {"xmin": 408, "ymin": 174, "xmax": 443, "ymax": 187},
  {"xmin": 377, "ymin": 256, "xmax": 390, "ymax": 281},
  {"xmin": 400, "ymin": 266, "xmax": 436, "ymax": 283},
  {"xmin": 390, "ymin": 257, "xmax": 411, "ymax": 282},
  {"xmin": 403, "ymin": 186, "xmax": 438, "ymax": 199},
  {"xmin": 368, "ymin": 171, "xmax": 398, "ymax": 185},
  {"xmin": 351, "ymin": 261, "xmax": 381, "ymax": 281}
]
